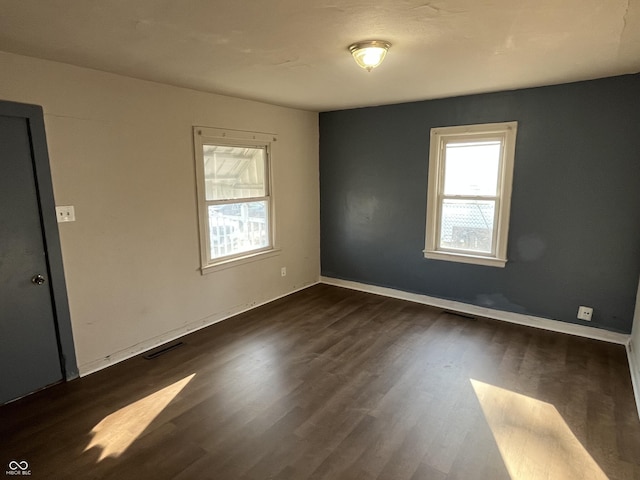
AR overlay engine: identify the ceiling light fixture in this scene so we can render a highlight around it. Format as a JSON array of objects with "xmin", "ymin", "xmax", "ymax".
[{"xmin": 348, "ymin": 40, "xmax": 391, "ymax": 72}]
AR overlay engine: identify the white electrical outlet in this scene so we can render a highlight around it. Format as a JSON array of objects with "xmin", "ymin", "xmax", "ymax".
[
  {"xmin": 577, "ymin": 306, "xmax": 593, "ymax": 321},
  {"xmin": 281, "ymin": 267, "xmax": 287, "ymax": 277},
  {"xmin": 55, "ymin": 205, "xmax": 76, "ymax": 222}
]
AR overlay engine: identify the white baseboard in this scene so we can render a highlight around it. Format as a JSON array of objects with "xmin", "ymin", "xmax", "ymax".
[
  {"xmin": 78, "ymin": 281, "xmax": 320, "ymax": 376},
  {"xmin": 77, "ymin": 275, "xmax": 639, "ymax": 418},
  {"xmin": 627, "ymin": 340, "xmax": 640, "ymax": 420},
  {"xmin": 321, "ymin": 276, "xmax": 630, "ymax": 345}
]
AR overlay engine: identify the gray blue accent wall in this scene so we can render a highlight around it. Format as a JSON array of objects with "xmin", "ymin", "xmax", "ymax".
[{"xmin": 319, "ymin": 74, "xmax": 640, "ymax": 334}]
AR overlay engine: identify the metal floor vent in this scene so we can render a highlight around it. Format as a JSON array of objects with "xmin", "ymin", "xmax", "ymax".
[
  {"xmin": 443, "ymin": 310, "xmax": 477, "ymax": 320},
  {"xmin": 143, "ymin": 341, "xmax": 184, "ymax": 360}
]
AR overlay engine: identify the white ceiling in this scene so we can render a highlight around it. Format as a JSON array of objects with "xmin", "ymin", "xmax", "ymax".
[{"xmin": 1, "ymin": 0, "xmax": 639, "ymax": 111}]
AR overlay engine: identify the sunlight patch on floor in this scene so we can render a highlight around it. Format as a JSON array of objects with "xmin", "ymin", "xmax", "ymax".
[
  {"xmin": 470, "ymin": 379, "xmax": 607, "ymax": 480},
  {"xmin": 84, "ymin": 373, "xmax": 195, "ymax": 461}
]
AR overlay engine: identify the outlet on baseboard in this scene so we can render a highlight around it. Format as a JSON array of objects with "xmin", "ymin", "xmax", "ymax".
[{"xmin": 577, "ymin": 306, "xmax": 593, "ymax": 321}]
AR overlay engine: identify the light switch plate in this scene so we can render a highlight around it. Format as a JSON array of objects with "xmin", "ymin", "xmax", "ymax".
[{"xmin": 55, "ymin": 205, "xmax": 76, "ymax": 222}]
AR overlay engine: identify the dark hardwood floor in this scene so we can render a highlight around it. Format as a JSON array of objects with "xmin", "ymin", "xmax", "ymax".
[{"xmin": 2, "ymin": 284, "xmax": 639, "ymax": 479}]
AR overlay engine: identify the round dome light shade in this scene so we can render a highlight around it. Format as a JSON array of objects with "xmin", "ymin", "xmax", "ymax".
[{"xmin": 348, "ymin": 41, "xmax": 391, "ymax": 72}]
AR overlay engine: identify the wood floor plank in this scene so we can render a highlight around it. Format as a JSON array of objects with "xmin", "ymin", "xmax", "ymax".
[{"xmin": 1, "ymin": 284, "xmax": 639, "ymax": 479}]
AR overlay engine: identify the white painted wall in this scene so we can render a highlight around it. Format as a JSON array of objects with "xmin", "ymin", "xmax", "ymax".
[{"xmin": 0, "ymin": 52, "xmax": 320, "ymax": 375}]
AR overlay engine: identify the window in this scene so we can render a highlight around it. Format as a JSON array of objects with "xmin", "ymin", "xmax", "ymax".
[
  {"xmin": 194, "ymin": 127, "xmax": 277, "ymax": 271},
  {"xmin": 424, "ymin": 122, "xmax": 517, "ymax": 267}
]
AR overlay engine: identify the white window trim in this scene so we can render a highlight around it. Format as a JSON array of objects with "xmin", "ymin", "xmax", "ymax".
[
  {"xmin": 193, "ymin": 126, "xmax": 279, "ymax": 274},
  {"xmin": 424, "ymin": 121, "xmax": 517, "ymax": 268}
]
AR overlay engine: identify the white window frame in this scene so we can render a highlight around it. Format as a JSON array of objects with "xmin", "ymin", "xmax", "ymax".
[
  {"xmin": 424, "ymin": 121, "xmax": 517, "ymax": 268},
  {"xmin": 193, "ymin": 126, "xmax": 279, "ymax": 273}
]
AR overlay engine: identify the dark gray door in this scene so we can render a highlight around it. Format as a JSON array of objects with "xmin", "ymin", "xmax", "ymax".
[{"xmin": 0, "ymin": 113, "xmax": 63, "ymax": 404}]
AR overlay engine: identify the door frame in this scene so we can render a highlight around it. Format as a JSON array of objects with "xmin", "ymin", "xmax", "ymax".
[{"xmin": 1, "ymin": 99, "xmax": 78, "ymax": 381}]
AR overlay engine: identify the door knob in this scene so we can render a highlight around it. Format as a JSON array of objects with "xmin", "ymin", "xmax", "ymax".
[{"xmin": 31, "ymin": 274, "xmax": 46, "ymax": 285}]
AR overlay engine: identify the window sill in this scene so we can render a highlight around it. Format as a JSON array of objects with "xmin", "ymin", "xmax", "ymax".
[
  {"xmin": 201, "ymin": 248, "xmax": 281, "ymax": 275},
  {"xmin": 423, "ymin": 250, "xmax": 507, "ymax": 268}
]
